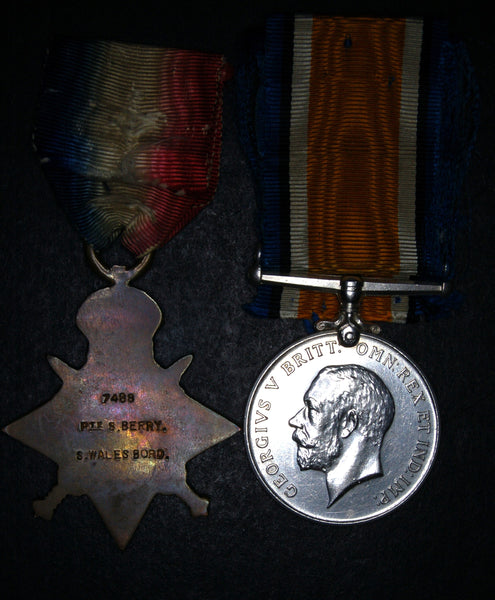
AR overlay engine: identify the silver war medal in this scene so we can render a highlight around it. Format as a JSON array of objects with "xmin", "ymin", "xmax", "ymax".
[{"xmin": 245, "ymin": 269, "xmax": 443, "ymax": 522}]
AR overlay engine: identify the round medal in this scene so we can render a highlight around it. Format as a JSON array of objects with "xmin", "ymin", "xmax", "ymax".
[{"xmin": 245, "ymin": 332, "xmax": 439, "ymax": 523}]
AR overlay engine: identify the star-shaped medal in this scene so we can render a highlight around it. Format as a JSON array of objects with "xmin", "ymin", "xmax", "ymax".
[{"xmin": 4, "ymin": 265, "xmax": 239, "ymax": 548}]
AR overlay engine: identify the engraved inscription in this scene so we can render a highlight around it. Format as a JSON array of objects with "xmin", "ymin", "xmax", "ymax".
[
  {"xmin": 101, "ymin": 392, "xmax": 135, "ymax": 403},
  {"xmin": 417, "ymin": 410, "xmax": 431, "ymax": 435},
  {"xmin": 280, "ymin": 340, "xmax": 337, "ymax": 376},
  {"xmin": 76, "ymin": 448, "xmax": 170, "ymax": 461},
  {"xmin": 375, "ymin": 412, "xmax": 432, "ymax": 505},
  {"xmin": 78, "ymin": 393, "xmax": 170, "ymax": 461},
  {"xmin": 264, "ymin": 376, "xmax": 279, "ymax": 389},
  {"xmin": 354, "ymin": 342, "xmax": 427, "ymax": 405},
  {"xmin": 408, "ymin": 440, "xmax": 430, "ymax": 473},
  {"xmin": 78, "ymin": 420, "xmax": 168, "ymax": 433},
  {"xmin": 251, "ymin": 394, "xmax": 297, "ymax": 498},
  {"xmin": 374, "ymin": 474, "xmax": 412, "ymax": 505}
]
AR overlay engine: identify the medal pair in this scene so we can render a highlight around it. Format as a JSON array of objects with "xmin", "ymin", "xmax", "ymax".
[{"xmin": 3, "ymin": 17, "xmax": 478, "ymax": 545}]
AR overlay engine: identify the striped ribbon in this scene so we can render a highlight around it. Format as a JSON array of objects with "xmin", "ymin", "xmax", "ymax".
[
  {"xmin": 34, "ymin": 39, "xmax": 231, "ymax": 256},
  {"xmin": 237, "ymin": 16, "xmax": 478, "ymax": 323}
]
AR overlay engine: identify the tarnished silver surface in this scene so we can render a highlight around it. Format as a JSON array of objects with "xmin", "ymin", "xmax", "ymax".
[
  {"xmin": 4, "ymin": 264, "xmax": 239, "ymax": 548},
  {"xmin": 245, "ymin": 332, "xmax": 438, "ymax": 523}
]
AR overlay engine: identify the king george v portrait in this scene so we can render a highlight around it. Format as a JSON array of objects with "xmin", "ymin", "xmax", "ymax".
[{"xmin": 289, "ymin": 365, "xmax": 395, "ymax": 507}]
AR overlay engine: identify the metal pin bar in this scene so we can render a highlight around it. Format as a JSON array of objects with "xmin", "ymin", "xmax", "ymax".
[{"xmin": 257, "ymin": 271, "xmax": 449, "ymax": 297}]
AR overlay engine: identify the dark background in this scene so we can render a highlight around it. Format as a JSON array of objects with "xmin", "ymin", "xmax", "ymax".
[{"xmin": 2, "ymin": 2, "xmax": 493, "ymax": 598}]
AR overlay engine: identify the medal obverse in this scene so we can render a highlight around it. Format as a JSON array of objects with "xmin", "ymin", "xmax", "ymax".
[
  {"xmin": 245, "ymin": 332, "xmax": 438, "ymax": 523},
  {"xmin": 4, "ymin": 264, "xmax": 238, "ymax": 548}
]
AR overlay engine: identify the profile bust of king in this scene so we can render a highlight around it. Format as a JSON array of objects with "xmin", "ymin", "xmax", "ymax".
[{"xmin": 289, "ymin": 365, "xmax": 395, "ymax": 506}]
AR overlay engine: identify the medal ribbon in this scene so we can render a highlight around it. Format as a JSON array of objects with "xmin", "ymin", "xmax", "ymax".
[
  {"xmin": 237, "ymin": 16, "xmax": 478, "ymax": 323},
  {"xmin": 35, "ymin": 39, "xmax": 231, "ymax": 256}
]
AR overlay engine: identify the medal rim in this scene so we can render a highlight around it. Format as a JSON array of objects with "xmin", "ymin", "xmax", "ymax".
[{"xmin": 244, "ymin": 331, "xmax": 440, "ymax": 524}]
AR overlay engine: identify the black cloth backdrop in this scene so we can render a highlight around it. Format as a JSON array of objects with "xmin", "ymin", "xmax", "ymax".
[{"xmin": 2, "ymin": 2, "xmax": 493, "ymax": 598}]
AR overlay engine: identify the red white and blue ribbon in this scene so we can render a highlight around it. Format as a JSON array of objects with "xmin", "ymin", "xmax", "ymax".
[
  {"xmin": 237, "ymin": 16, "xmax": 478, "ymax": 323},
  {"xmin": 35, "ymin": 39, "xmax": 231, "ymax": 256}
]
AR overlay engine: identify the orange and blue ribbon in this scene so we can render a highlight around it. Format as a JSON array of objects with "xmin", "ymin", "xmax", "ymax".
[
  {"xmin": 238, "ymin": 16, "xmax": 478, "ymax": 322},
  {"xmin": 35, "ymin": 39, "xmax": 231, "ymax": 256}
]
